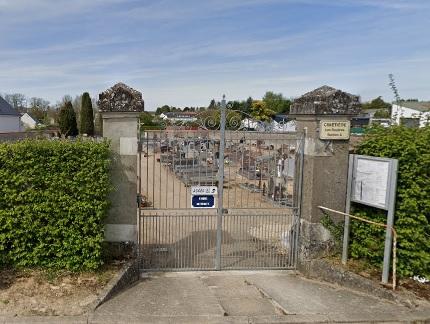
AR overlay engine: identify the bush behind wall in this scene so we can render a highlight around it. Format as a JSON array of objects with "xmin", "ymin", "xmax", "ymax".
[{"xmin": 0, "ymin": 139, "xmax": 111, "ymax": 271}]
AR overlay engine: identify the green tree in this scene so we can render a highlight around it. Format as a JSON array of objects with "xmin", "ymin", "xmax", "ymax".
[
  {"xmin": 262, "ymin": 91, "xmax": 291, "ymax": 114},
  {"xmin": 362, "ymin": 96, "xmax": 391, "ymax": 111},
  {"xmin": 373, "ymin": 109, "xmax": 390, "ymax": 118},
  {"xmin": 59, "ymin": 101, "xmax": 78, "ymax": 137},
  {"xmin": 79, "ymin": 92, "xmax": 94, "ymax": 136},
  {"xmin": 244, "ymin": 97, "xmax": 253, "ymax": 114},
  {"xmin": 140, "ymin": 111, "xmax": 157, "ymax": 126},
  {"xmin": 155, "ymin": 105, "xmax": 171, "ymax": 115},
  {"xmin": 208, "ymin": 99, "xmax": 217, "ymax": 110},
  {"xmin": 251, "ymin": 100, "xmax": 275, "ymax": 122}
]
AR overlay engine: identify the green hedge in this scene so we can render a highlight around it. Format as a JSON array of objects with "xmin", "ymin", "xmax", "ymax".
[
  {"xmin": 350, "ymin": 126, "xmax": 430, "ymax": 278},
  {"xmin": 0, "ymin": 139, "xmax": 111, "ymax": 271}
]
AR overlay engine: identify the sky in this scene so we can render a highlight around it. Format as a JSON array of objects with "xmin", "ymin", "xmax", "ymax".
[{"xmin": 0, "ymin": 0, "xmax": 429, "ymax": 110}]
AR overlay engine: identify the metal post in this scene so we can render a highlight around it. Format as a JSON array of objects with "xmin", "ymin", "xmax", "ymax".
[
  {"xmin": 382, "ymin": 159, "xmax": 398, "ymax": 283},
  {"xmin": 215, "ymin": 95, "xmax": 226, "ymax": 270},
  {"xmin": 293, "ymin": 129, "xmax": 305, "ymax": 267},
  {"xmin": 342, "ymin": 154, "xmax": 354, "ymax": 264}
]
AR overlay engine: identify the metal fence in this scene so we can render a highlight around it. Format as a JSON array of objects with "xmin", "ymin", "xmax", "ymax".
[{"xmin": 138, "ymin": 99, "xmax": 304, "ymax": 271}]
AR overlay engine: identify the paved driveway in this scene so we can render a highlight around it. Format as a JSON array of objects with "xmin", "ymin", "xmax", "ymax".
[{"xmin": 92, "ymin": 271, "xmax": 430, "ymax": 323}]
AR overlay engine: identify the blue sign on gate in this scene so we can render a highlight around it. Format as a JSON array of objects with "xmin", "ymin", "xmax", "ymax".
[{"xmin": 191, "ymin": 195, "xmax": 215, "ymax": 208}]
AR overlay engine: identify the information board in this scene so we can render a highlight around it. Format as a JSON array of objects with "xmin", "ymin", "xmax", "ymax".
[
  {"xmin": 350, "ymin": 155, "xmax": 395, "ymax": 210},
  {"xmin": 343, "ymin": 154, "xmax": 398, "ymax": 285}
]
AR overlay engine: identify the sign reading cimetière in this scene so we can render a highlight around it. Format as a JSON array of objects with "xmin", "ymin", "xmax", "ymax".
[{"xmin": 319, "ymin": 120, "xmax": 351, "ymax": 140}]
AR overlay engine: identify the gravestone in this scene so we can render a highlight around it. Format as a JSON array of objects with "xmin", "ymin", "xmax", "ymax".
[{"xmin": 99, "ymin": 83, "xmax": 144, "ymax": 250}]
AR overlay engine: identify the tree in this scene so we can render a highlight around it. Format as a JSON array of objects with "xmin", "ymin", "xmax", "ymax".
[
  {"xmin": 59, "ymin": 101, "xmax": 78, "ymax": 137},
  {"xmin": 362, "ymin": 96, "xmax": 391, "ymax": 111},
  {"xmin": 140, "ymin": 112, "xmax": 157, "ymax": 126},
  {"xmin": 28, "ymin": 97, "xmax": 50, "ymax": 122},
  {"xmin": 244, "ymin": 97, "xmax": 253, "ymax": 115},
  {"xmin": 250, "ymin": 100, "xmax": 275, "ymax": 122},
  {"xmin": 4, "ymin": 93, "xmax": 27, "ymax": 112},
  {"xmin": 373, "ymin": 109, "xmax": 390, "ymax": 118},
  {"xmin": 73, "ymin": 95, "xmax": 82, "ymax": 123},
  {"xmin": 45, "ymin": 107, "xmax": 59, "ymax": 126},
  {"xmin": 208, "ymin": 99, "xmax": 217, "ymax": 110},
  {"xmin": 79, "ymin": 92, "xmax": 95, "ymax": 136},
  {"xmin": 155, "ymin": 105, "xmax": 171, "ymax": 115},
  {"xmin": 262, "ymin": 91, "xmax": 291, "ymax": 114}
]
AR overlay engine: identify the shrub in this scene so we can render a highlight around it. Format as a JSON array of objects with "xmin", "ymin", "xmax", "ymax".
[
  {"xmin": 0, "ymin": 139, "xmax": 111, "ymax": 271},
  {"xmin": 350, "ymin": 125, "xmax": 430, "ymax": 278}
]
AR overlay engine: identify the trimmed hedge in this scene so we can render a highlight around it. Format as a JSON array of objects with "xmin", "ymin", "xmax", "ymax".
[
  {"xmin": 350, "ymin": 126, "xmax": 430, "ymax": 278},
  {"xmin": 0, "ymin": 139, "xmax": 111, "ymax": 271}
]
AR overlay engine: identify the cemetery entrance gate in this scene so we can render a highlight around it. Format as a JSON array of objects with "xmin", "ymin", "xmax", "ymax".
[{"xmin": 137, "ymin": 98, "xmax": 304, "ymax": 270}]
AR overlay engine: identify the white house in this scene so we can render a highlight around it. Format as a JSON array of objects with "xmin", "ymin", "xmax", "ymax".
[
  {"xmin": 160, "ymin": 112, "xmax": 197, "ymax": 123},
  {"xmin": 270, "ymin": 114, "xmax": 296, "ymax": 132},
  {"xmin": 391, "ymin": 101, "xmax": 430, "ymax": 128},
  {"xmin": 20, "ymin": 112, "xmax": 40, "ymax": 129},
  {"xmin": 0, "ymin": 96, "xmax": 21, "ymax": 132},
  {"xmin": 240, "ymin": 118, "xmax": 262, "ymax": 130}
]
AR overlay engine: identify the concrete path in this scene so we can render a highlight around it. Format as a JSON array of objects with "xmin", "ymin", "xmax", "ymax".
[
  {"xmin": 91, "ymin": 271, "xmax": 430, "ymax": 323},
  {"xmin": 2, "ymin": 271, "xmax": 429, "ymax": 323}
]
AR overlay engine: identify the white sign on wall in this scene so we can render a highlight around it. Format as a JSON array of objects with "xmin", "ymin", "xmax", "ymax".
[
  {"xmin": 319, "ymin": 120, "xmax": 351, "ymax": 140},
  {"xmin": 191, "ymin": 186, "xmax": 218, "ymax": 195}
]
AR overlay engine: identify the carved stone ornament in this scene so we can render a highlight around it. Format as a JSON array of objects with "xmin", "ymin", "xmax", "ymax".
[
  {"xmin": 290, "ymin": 85, "xmax": 361, "ymax": 115},
  {"xmin": 98, "ymin": 82, "xmax": 144, "ymax": 112}
]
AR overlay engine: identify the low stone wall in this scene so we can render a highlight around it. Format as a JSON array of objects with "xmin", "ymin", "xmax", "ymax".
[{"xmin": 0, "ymin": 129, "xmax": 58, "ymax": 142}]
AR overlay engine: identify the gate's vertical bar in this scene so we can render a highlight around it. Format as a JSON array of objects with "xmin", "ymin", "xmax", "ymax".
[
  {"xmin": 342, "ymin": 154, "xmax": 354, "ymax": 265},
  {"xmin": 293, "ymin": 131, "xmax": 305, "ymax": 268},
  {"xmin": 215, "ymin": 95, "xmax": 226, "ymax": 270}
]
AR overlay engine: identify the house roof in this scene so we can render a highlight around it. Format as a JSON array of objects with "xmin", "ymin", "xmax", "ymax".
[
  {"xmin": 21, "ymin": 112, "xmax": 41, "ymax": 123},
  {"xmin": 395, "ymin": 101, "xmax": 430, "ymax": 112},
  {"xmin": 273, "ymin": 114, "xmax": 289, "ymax": 123},
  {"xmin": 0, "ymin": 96, "xmax": 20, "ymax": 116},
  {"xmin": 164, "ymin": 112, "xmax": 197, "ymax": 118}
]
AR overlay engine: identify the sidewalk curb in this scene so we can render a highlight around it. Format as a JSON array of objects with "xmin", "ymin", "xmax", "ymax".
[
  {"xmin": 298, "ymin": 258, "xmax": 426, "ymax": 309},
  {"xmin": 88, "ymin": 258, "xmax": 140, "ymax": 311}
]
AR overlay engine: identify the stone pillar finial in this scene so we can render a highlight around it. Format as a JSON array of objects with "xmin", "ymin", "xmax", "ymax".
[
  {"xmin": 290, "ymin": 85, "xmax": 361, "ymax": 116},
  {"xmin": 98, "ymin": 82, "xmax": 144, "ymax": 113}
]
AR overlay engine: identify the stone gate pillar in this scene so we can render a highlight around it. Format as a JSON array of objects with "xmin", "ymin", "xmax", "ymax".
[
  {"xmin": 98, "ymin": 83, "xmax": 144, "ymax": 248},
  {"xmin": 290, "ymin": 86, "xmax": 360, "ymax": 261}
]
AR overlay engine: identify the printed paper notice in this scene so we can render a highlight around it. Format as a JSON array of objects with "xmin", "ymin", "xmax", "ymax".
[{"xmin": 352, "ymin": 158, "xmax": 390, "ymax": 209}]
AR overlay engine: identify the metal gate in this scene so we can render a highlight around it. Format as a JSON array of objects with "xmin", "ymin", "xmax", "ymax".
[{"xmin": 137, "ymin": 97, "xmax": 304, "ymax": 270}]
